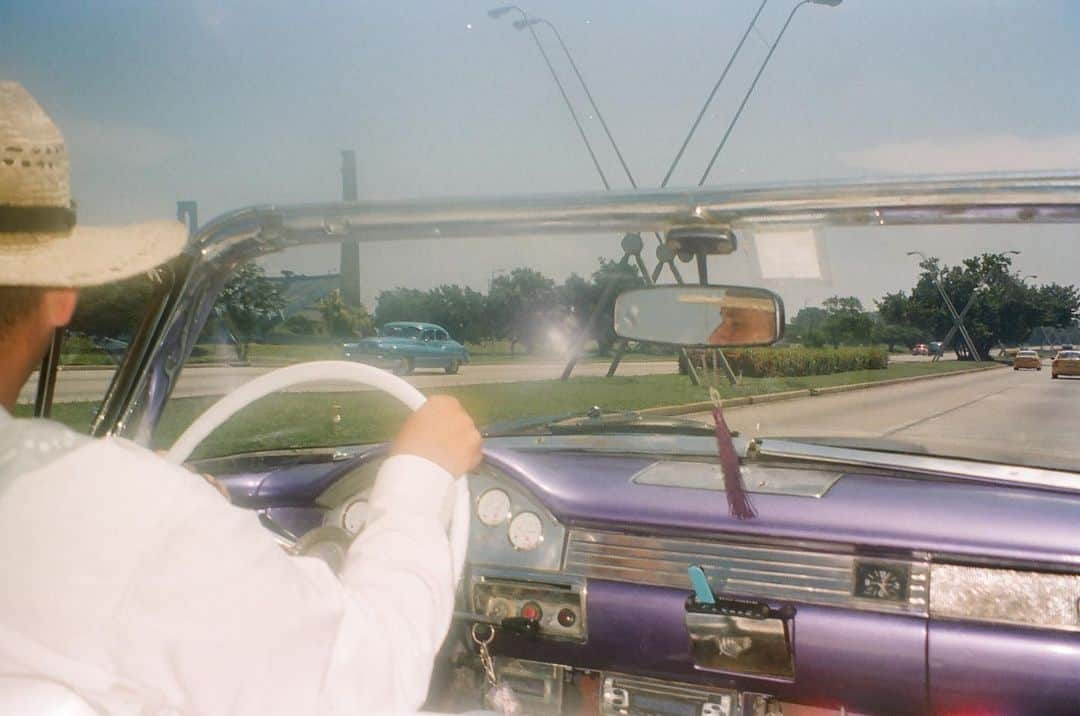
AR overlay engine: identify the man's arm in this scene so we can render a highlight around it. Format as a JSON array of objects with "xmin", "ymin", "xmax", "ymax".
[{"xmin": 108, "ymin": 397, "xmax": 481, "ymax": 715}]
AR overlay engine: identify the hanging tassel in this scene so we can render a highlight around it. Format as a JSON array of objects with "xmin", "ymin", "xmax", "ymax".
[{"xmin": 711, "ymin": 389, "xmax": 756, "ymax": 519}]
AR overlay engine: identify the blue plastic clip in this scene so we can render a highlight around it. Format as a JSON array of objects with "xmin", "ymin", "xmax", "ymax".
[{"xmin": 687, "ymin": 565, "xmax": 716, "ymax": 606}]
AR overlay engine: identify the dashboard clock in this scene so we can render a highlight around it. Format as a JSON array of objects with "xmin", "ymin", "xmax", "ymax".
[{"xmin": 854, "ymin": 561, "xmax": 909, "ymax": 602}]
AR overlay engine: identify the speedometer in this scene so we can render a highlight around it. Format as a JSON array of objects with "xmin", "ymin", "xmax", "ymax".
[
  {"xmin": 508, "ymin": 511, "xmax": 543, "ymax": 551},
  {"xmin": 477, "ymin": 488, "xmax": 511, "ymax": 527}
]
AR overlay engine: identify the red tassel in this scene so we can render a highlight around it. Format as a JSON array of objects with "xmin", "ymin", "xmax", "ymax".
[{"xmin": 713, "ymin": 405, "xmax": 756, "ymax": 520}]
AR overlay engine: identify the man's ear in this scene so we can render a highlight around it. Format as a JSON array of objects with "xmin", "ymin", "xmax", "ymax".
[{"xmin": 41, "ymin": 288, "xmax": 78, "ymax": 329}]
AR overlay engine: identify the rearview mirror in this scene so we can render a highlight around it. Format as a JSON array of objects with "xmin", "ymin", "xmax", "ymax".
[{"xmin": 614, "ymin": 286, "xmax": 784, "ymax": 347}]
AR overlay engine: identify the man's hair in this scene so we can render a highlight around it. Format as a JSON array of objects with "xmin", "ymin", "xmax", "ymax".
[{"xmin": 0, "ymin": 286, "xmax": 46, "ymax": 339}]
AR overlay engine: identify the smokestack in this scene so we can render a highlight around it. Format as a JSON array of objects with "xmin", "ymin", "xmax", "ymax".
[{"xmin": 339, "ymin": 150, "xmax": 362, "ymax": 305}]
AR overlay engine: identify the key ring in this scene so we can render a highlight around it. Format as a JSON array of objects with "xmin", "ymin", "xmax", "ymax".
[{"xmin": 471, "ymin": 623, "xmax": 495, "ymax": 646}]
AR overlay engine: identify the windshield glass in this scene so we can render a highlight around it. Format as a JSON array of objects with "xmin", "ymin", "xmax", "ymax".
[{"xmin": 12, "ymin": 3, "xmax": 1080, "ymax": 471}]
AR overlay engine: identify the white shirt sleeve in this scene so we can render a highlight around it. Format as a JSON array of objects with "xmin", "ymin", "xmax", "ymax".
[{"xmin": 2, "ymin": 438, "xmax": 460, "ymax": 715}]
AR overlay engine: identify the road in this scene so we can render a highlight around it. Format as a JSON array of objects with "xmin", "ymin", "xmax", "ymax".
[
  {"xmin": 686, "ymin": 362, "xmax": 1077, "ymax": 471},
  {"xmin": 25, "ymin": 359, "xmax": 679, "ymax": 405}
]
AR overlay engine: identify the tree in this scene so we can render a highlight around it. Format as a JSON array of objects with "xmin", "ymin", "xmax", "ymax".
[
  {"xmin": 216, "ymin": 263, "xmax": 284, "ymax": 360},
  {"xmin": 317, "ymin": 289, "xmax": 374, "ymax": 338},
  {"xmin": 488, "ymin": 268, "xmax": 558, "ymax": 354},
  {"xmin": 427, "ymin": 284, "xmax": 489, "ymax": 344},
  {"xmin": 787, "ymin": 306, "xmax": 828, "ymax": 344},
  {"xmin": 284, "ymin": 314, "xmax": 318, "ymax": 335},
  {"xmin": 880, "ymin": 253, "xmax": 1080, "ymax": 359},
  {"xmin": 68, "ymin": 273, "xmax": 156, "ymax": 339},
  {"xmin": 374, "ymin": 288, "xmax": 432, "ymax": 326},
  {"xmin": 821, "ymin": 296, "xmax": 873, "ymax": 348},
  {"xmin": 874, "ymin": 323, "xmax": 923, "ymax": 352}
]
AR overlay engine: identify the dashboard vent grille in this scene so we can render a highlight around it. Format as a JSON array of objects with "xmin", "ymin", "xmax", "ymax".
[{"xmin": 564, "ymin": 529, "xmax": 928, "ymax": 615}]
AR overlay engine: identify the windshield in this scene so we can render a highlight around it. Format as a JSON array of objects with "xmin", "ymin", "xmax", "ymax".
[{"xmin": 11, "ymin": 3, "xmax": 1080, "ymax": 471}]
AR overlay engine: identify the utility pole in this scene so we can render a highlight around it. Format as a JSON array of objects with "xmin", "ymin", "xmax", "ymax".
[{"xmin": 340, "ymin": 150, "xmax": 362, "ymax": 306}]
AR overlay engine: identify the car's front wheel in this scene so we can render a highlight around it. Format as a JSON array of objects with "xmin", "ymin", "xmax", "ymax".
[
  {"xmin": 395, "ymin": 357, "xmax": 415, "ymax": 375},
  {"xmin": 445, "ymin": 359, "xmax": 460, "ymax": 375}
]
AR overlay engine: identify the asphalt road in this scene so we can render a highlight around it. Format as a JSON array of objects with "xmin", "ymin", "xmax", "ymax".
[
  {"xmin": 686, "ymin": 361, "xmax": 1077, "ymax": 471},
  {"xmin": 24, "ymin": 358, "xmax": 679, "ymax": 405}
]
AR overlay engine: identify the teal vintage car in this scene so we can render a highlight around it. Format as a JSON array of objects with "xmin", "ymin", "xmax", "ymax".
[{"xmin": 343, "ymin": 321, "xmax": 469, "ymax": 375}]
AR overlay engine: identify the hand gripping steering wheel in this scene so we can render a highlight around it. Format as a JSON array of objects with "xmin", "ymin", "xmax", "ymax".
[{"xmin": 164, "ymin": 360, "xmax": 471, "ymax": 586}]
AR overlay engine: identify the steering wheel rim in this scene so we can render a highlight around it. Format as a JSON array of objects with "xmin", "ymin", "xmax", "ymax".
[{"xmin": 164, "ymin": 360, "xmax": 471, "ymax": 586}]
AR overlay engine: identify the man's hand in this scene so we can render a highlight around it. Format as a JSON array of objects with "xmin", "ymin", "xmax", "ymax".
[{"xmin": 390, "ymin": 395, "xmax": 483, "ymax": 478}]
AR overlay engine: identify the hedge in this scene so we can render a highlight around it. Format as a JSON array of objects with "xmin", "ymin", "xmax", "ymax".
[{"xmin": 701, "ymin": 346, "xmax": 889, "ymax": 378}]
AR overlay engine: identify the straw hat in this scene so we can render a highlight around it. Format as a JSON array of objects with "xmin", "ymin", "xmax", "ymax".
[{"xmin": 0, "ymin": 81, "xmax": 187, "ymax": 287}]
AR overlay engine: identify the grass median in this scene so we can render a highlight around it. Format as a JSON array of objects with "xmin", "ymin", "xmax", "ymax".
[{"xmin": 25, "ymin": 360, "xmax": 984, "ymax": 460}]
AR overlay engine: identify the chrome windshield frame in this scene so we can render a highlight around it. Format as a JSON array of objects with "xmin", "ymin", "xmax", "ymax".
[{"xmin": 92, "ymin": 172, "xmax": 1080, "ymax": 442}]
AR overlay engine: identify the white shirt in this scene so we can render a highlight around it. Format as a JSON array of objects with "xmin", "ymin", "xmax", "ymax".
[{"xmin": 0, "ymin": 409, "xmax": 458, "ymax": 715}]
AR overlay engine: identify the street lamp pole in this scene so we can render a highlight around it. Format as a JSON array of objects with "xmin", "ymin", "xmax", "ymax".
[
  {"xmin": 514, "ymin": 16, "xmax": 637, "ymax": 189},
  {"xmin": 698, "ymin": 0, "xmax": 840, "ymax": 185},
  {"xmin": 488, "ymin": 6, "xmax": 611, "ymax": 189}
]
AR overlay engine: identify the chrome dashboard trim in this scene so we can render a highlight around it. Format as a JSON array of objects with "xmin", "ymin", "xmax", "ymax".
[
  {"xmin": 564, "ymin": 529, "xmax": 929, "ymax": 616},
  {"xmin": 755, "ymin": 439, "xmax": 1080, "ymax": 497},
  {"xmin": 631, "ymin": 461, "xmax": 843, "ymax": 498},
  {"xmin": 930, "ymin": 563, "xmax": 1080, "ymax": 632}
]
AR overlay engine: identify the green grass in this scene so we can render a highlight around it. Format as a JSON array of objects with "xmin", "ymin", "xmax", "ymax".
[{"xmin": 22, "ymin": 359, "xmax": 983, "ymax": 460}]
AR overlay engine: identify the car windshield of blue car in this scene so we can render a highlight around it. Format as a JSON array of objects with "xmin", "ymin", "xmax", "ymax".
[{"xmin": 10, "ymin": 3, "xmax": 1080, "ymax": 473}]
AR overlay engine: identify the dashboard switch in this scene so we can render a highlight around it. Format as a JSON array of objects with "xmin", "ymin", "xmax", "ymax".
[
  {"xmin": 520, "ymin": 601, "xmax": 542, "ymax": 621},
  {"xmin": 557, "ymin": 608, "xmax": 577, "ymax": 627}
]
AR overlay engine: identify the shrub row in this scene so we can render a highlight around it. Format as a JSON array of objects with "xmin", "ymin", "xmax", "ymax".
[{"xmin": 691, "ymin": 346, "xmax": 889, "ymax": 378}]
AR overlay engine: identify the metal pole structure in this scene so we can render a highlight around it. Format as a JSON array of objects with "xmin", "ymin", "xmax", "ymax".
[
  {"xmin": 340, "ymin": 150, "xmax": 363, "ymax": 305},
  {"xmin": 489, "ymin": 6, "xmax": 610, "ymax": 189},
  {"xmin": 698, "ymin": 0, "xmax": 839, "ymax": 186},
  {"xmin": 907, "ymin": 251, "xmax": 980, "ymax": 361},
  {"xmin": 661, "ymin": 0, "xmax": 770, "ymax": 189}
]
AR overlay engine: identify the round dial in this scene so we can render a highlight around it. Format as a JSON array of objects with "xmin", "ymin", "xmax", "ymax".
[
  {"xmin": 860, "ymin": 567, "xmax": 903, "ymax": 600},
  {"xmin": 342, "ymin": 500, "xmax": 368, "ymax": 533},
  {"xmin": 477, "ymin": 489, "xmax": 511, "ymax": 527},
  {"xmin": 508, "ymin": 511, "xmax": 543, "ymax": 551}
]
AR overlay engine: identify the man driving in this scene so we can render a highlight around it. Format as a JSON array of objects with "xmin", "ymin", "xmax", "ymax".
[{"xmin": 0, "ymin": 81, "xmax": 482, "ymax": 714}]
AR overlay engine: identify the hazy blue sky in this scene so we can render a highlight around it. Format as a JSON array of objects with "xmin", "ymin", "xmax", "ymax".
[{"xmin": 3, "ymin": 0, "xmax": 1079, "ymax": 309}]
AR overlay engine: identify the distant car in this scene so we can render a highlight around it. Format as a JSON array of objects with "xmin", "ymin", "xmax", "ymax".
[
  {"xmin": 343, "ymin": 321, "xmax": 469, "ymax": 375},
  {"xmin": 1013, "ymin": 349, "xmax": 1041, "ymax": 371},
  {"xmin": 911, "ymin": 343, "xmax": 929, "ymax": 356},
  {"xmin": 1051, "ymin": 350, "xmax": 1080, "ymax": 379}
]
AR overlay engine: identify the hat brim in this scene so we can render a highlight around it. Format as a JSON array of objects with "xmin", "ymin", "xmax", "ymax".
[{"xmin": 0, "ymin": 220, "xmax": 188, "ymax": 287}]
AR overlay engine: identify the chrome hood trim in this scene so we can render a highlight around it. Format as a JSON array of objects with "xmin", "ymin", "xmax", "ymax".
[{"xmin": 754, "ymin": 439, "xmax": 1080, "ymax": 496}]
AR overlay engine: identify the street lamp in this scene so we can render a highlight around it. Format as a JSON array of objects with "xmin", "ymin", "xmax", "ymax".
[
  {"xmin": 513, "ymin": 16, "xmax": 637, "ymax": 189},
  {"xmin": 698, "ymin": 0, "xmax": 842, "ymax": 185},
  {"xmin": 488, "ymin": 5, "xmax": 611, "ymax": 189}
]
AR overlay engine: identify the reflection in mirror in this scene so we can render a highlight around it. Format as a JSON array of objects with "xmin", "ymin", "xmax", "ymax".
[{"xmin": 613, "ymin": 286, "xmax": 784, "ymax": 347}]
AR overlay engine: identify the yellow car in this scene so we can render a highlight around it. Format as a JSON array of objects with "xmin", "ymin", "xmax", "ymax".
[
  {"xmin": 1012, "ymin": 350, "xmax": 1041, "ymax": 370},
  {"xmin": 1051, "ymin": 350, "xmax": 1080, "ymax": 379}
]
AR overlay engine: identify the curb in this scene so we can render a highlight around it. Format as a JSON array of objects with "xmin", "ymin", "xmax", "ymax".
[{"xmin": 637, "ymin": 363, "xmax": 1004, "ymax": 418}]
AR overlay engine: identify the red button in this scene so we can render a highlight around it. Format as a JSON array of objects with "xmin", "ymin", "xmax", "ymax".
[
  {"xmin": 557, "ymin": 608, "xmax": 577, "ymax": 628},
  {"xmin": 520, "ymin": 602, "xmax": 542, "ymax": 621}
]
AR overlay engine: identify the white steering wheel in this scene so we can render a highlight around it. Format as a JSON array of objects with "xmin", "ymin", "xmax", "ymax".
[{"xmin": 164, "ymin": 360, "xmax": 471, "ymax": 586}]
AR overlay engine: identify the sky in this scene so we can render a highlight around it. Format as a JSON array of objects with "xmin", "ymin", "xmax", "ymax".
[{"xmin": 3, "ymin": 0, "xmax": 1080, "ymax": 310}]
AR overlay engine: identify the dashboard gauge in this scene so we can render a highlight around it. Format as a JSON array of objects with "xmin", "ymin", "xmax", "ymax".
[
  {"xmin": 854, "ymin": 562, "xmax": 909, "ymax": 602},
  {"xmin": 477, "ymin": 488, "xmax": 511, "ymax": 527},
  {"xmin": 342, "ymin": 500, "xmax": 368, "ymax": 534},
  {"xmin": 508, "ymin": 511, "xmax": 543, "ymax": 551}
]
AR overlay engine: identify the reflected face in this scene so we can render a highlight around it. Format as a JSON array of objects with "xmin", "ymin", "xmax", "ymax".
[{"xmin": 708, "ymin": 305, "xmax": 778, "ymax": 345}]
